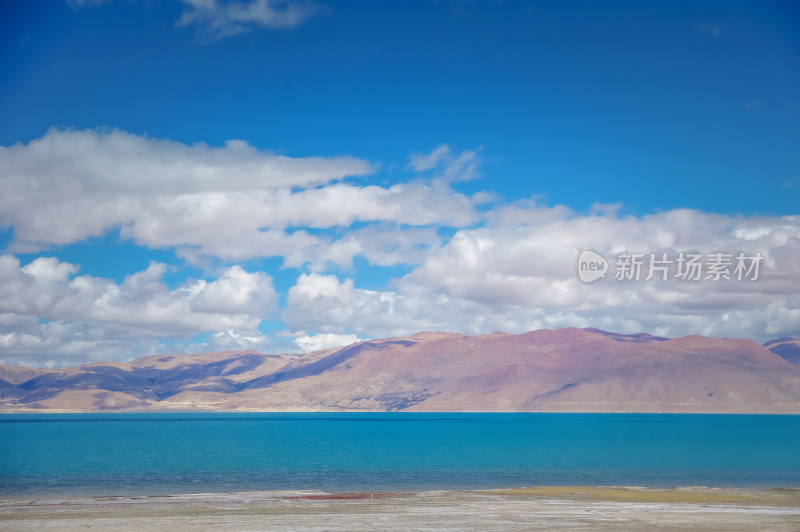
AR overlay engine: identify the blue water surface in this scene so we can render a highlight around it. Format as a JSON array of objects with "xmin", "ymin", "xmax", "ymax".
[{"xmin": 1, "ymin": 413, "xmax": 798, "ymax": 496}]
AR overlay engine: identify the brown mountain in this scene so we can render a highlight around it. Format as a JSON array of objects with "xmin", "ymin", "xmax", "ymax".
[
  {"xmin": 765, "ymin": 337, "xmax": 800, "ymax": 366},
  {"xmin": 1, "ymin": 328, "xmax": 799, "ymax": 413}
]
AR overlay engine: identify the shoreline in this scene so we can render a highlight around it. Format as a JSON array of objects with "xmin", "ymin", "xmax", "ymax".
[
  {"xmin": 3, "ymin": 409, "xmax": 800, "ymax": 414},
  {"xmin": 2, "ymin": 487, "xmax": 799, "ymax": 531}
]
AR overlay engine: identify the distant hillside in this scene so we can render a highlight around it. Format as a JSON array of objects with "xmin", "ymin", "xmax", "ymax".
[
  {"xmin": 766, "ymin": 338, "xmax": 800, "ymax": 366},
  {"xmin": 1, "ymin": 328, "xmax": 799, "ymax": 413}
]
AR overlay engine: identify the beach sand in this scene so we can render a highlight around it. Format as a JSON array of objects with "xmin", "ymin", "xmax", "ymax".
[{"xmin": 1, "ymin": 487, "xmax": 799, "ymax": 531}]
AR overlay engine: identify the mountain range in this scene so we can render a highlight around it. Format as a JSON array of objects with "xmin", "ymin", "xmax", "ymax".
[{"xmin": 1, "ymin": 328, "xmax": 799, "ymax": 413}]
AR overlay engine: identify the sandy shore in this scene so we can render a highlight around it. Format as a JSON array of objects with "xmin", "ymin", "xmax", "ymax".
[{"xmin": 1, "ymin": 487, "xmax": 799, "ymax": 531}]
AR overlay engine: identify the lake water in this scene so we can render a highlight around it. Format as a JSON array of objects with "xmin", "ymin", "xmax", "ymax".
[{"xmin": 1, "ymin": 413, "xmax": 798, "ymax": 497}]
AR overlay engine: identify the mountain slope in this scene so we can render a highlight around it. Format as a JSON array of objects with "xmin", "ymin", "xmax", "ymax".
[
  {"xmin": 766, "ymin": 338, "xmax": 800, "ymax": 366},
  {"xmin": 1, "ymin": 328, "xmax": 799, "ymax": 413}
]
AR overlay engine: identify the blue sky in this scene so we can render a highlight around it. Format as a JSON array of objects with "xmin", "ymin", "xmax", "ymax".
[{"xmin": 0, "ymin": 0, "xmax": 798, "ymax": 366}]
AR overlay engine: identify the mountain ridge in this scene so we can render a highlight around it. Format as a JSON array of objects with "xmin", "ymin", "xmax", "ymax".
[{"xmin": 2, "ymin": 328, "xmax": 799, "ymax": 413}]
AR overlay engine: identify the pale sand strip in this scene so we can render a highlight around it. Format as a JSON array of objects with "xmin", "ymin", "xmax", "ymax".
[{"xmin": 1, "ymin": 487, "xmax": 799, "ymax": 531}]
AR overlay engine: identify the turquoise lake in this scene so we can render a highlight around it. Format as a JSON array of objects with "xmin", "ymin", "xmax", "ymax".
[{"xmin": 1, "ymin": 413, "xmax": 799, "ymax": 497}]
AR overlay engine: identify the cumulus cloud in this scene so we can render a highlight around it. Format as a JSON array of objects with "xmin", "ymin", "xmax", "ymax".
[
  {"xmin": 3, "ymin": 129, "xmax": 797, "ymax": 365},
  {"xmin": 0, "ymin": 256, "xmax": 277, "ymax": 365},
  {"xmin": 0, "ymin": 314, "xmax": 132, "ymax": 369},
  {"xmin": 0, "ymin": 129, "xmax": 372, "ymax": 249},
  {"xmin": 306, "ymin": 224, "xmax": 441, "ymax": 270},
  {"xmin": 208, "ymin": 329, "xmax": 272, "ymax": 350},
  {"xmin": 1, "ymin": 128, "xmax": 369, "ymax": 194},
  {"xmin": 0, "ymin": 129, "xmax": 477, "ymax": 266},
  {"xmin": 285, "ymin": 272, "xmax": 498, "ymax": 338},
  {"xmin": 177, "ymin": 0, "xmax": 326, "ymax": 40},
  {"xmin": 295, "ymin": 332, "xmax": 365, "ymax": 353},
  {"xmin": 285, "ymin": 206, "xmax": 800, "ymax": 343},
  {"xmin": 130, "ymin": 181, "xmax": 471, "ymax": 264}
]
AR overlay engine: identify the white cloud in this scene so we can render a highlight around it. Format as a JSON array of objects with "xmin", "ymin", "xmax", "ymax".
[
  {"xmin": 120, "ymin": 181, "xmax": 473, "ymax": 265},
  {"xmin": 0, "ymin": 129, "xmax": 371, "ymax": 247},
  {"xmin": 284, "ymin": 207, "xmax": 800, "ymax": 343},
  {"xmin": 295, "ymin": 333, "xmax": 365, "ymax": 353},
  {"xmin": 285, "ymin": 273, "xmax": 422, "ymax": 337},
  {"xmin": 1, "ymin": 128, "xmax": 369, "ymax": 194},
  {"xmin": 3, "ymin": 130, "xmax": 797, "ymax": 365},
  {"xmin": 208, "ymin": 329, "xmax": 271, "ymax": 350},
  {"xmin": 190, "ymin": 265, "xmax": 277, "ymax": 315},
  {"xmin": 0, "ymin": 314, "xmax": 135, "ymax": 368},
  {"xmin": 307, "ymin": 224, "xmax": 441, "ymax": 270},
  {"xmin": 0, "ymin": 256, "xmax": 278, "ymax": 365},
  {"xmin": 0, "ymin": 130, "xmax": 474, "ymax": 268},
  {"xmin": 284, "ymin": 272, "xmax": 509, "ymax": 338},
  {"xmin": 177, "ymin": 0, "xmax": 326, "ymax": 40},
  {"xmin": 401, "ymin": 207, "xmax": 800, "ymax": 340},
  {"xmin": 408, "ymin": 144, "xmax": 481, "ymax": 182},
  {"xmin": 408, "ymin": 145, "xmax": 451, "ymax": 171}
]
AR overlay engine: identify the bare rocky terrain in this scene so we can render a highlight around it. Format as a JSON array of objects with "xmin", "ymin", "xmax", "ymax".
[{"xmin": 1, "ymin": 328, "xmax": 799, "ymax": 413}]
